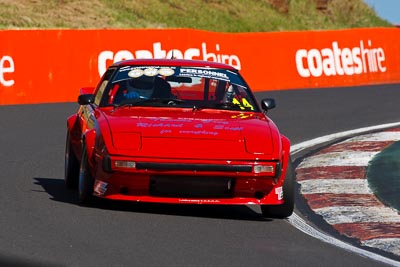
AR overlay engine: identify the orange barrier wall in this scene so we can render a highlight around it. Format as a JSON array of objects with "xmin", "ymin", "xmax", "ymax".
[{"xmin": 1, "ymin": 28, "xmax": 399, "ymax": 105}]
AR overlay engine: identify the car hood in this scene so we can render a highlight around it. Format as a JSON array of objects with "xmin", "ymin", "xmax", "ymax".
[{"xmin": 103, "ymin": 108, "xmax": 277, "ymax": 159}]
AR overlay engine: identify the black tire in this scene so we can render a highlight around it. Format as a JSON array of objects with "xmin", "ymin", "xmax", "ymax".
[
  {"xmin": 261, "ymin": 159, "xmax": 295, "ymax": 219},
  {"xmin": 64, "ymin": 132, "xmax": 79, "ymax": 189},
  {"xmin": 78, "ymin": 146, "xmax": 95, "ymax": 205}
]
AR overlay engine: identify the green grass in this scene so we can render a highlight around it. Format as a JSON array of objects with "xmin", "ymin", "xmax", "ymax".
[{"xmin": 0, "ymin": 0, "xmax": 393, "ymax": 31}]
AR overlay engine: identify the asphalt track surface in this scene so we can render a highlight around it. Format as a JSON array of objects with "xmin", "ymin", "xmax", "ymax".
[{"xmin": 0, "ymin": 84, "xmax": 399, "ymax": 267}]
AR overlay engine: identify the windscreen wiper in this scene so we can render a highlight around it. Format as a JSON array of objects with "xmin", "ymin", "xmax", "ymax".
[
  {"xmin": 193, "ymin": 102, "xmax": 251, "ymax": 111},
  {"xmin": 113, "ymin": 98, "xmax": 186, "ymax": 110}
]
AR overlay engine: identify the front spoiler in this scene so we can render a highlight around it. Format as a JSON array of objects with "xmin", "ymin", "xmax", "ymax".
[{"xmin": 93, "ymin": 180, "xmax": 284, "ymax": 205}]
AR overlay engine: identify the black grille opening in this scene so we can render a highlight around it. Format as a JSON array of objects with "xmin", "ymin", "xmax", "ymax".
[
  {"xmin": 137, "ymin": 162, "xmax": 252, "ymax": 172},
  {"xmin": 149, "ymin": 175, "xmax": 235, "ymax": 198}
]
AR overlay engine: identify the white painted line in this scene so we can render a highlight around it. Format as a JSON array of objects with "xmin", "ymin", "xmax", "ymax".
[
  {"xmin": 344, "ymin": 131, "xmax": 400, "ymax": 142},
  {"xmin": 362, "ymin": 238, "xmax": 400, "ymax": 256},
  {"xmin": 313, "ymin": 206, "xmax": 400, "ymax": 224},
  {"xmin": 297, "ymin": 151, "xmax": 378, "ymax": 168},
  {"xmin": 298, "ymin": 179, "xmax": 373, "ymax": 194},
  {"xmin": 291, "ymin": 122, "xmax": 400, "ymax": 154},
  {"xmin": 290, "ymin": 122, "xmax": 400, "ymax": 266},
  {"xmin": 287, "ymin": 213, "xmax": 400, "ymax": 267}
]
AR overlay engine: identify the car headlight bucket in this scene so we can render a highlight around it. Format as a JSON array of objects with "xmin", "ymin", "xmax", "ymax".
[
  {"xmin": 254, "ymin": 165, "xmax": 274, "ymax": 174},
  {"xmin": 253, "ymin": 162, "xmax": 279, "ymax": 176}
]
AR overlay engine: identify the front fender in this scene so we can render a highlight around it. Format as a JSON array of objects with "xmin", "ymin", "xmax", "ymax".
[
  {"xmin": 84, "ymin": 129, "xmax": 96, "ymax": 164},
  {"xmin": 67, "ymin": 114, "xmax": 78, "ymax": 131},
  {"xmin": 277, "ymin": 134, "xmax": 291, "ymax": 184},
  {"xmin": 281, "ymin": 134, "xmax": 291, "ymax": 165}
]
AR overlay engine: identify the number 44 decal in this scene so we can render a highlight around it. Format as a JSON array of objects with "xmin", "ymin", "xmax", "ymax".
[{"xmin": 232, "ymin": 97, "xmax": 254, "ymax": 110}]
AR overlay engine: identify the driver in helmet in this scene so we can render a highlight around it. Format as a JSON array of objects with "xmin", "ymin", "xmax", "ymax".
[{"xmin": 124, "ymin": 76, "xmax": 155, "ymax": 100}]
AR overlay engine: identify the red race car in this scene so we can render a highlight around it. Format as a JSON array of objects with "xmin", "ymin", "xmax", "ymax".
[{"xmin": 65, "ymin": 59, "xmax": 294, "ymax": 218}]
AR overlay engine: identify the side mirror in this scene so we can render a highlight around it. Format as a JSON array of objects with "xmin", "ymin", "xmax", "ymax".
[
  {"xmin": 78, "ymin": 94, "xmax": 95, "ymax": 105},
  {"xmin": 261, "ymin": 98, "xmax": 276, "ymax": 112}
]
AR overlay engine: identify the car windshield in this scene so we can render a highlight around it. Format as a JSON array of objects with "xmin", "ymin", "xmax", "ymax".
[{"xmin": 101, "ymin": 65, "xmax": 259, "ymax": 112}]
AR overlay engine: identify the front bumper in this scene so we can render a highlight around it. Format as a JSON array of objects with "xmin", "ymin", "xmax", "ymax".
[
  {"xmin": 92, "ymin": 157, "xmax": 285, "ymax": 205},
  {"xmin": 94, "ymin": 163, "xmax": 283, "ymax": 205}
]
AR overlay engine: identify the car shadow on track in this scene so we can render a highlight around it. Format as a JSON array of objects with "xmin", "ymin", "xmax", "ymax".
[{"xmin": 33, "ymin": 177, "xmax": 273, "ymax": 222}]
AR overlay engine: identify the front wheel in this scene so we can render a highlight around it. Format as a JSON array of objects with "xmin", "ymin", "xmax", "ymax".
[
  {"xmin": 78, "ymin": 146, "xmax": 95, "ymax": 205},
  {"xmin": 261, "ymin": 159, "xmax": 295, "ymax": 218}
]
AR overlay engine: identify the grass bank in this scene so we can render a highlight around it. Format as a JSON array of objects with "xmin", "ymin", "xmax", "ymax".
[{"xmin": 0, "ymin": 0, "xmax": 392, "ymax": 32}]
